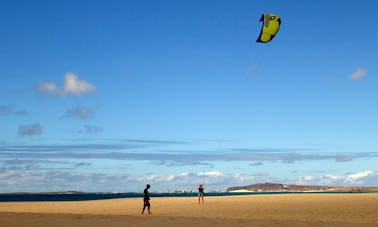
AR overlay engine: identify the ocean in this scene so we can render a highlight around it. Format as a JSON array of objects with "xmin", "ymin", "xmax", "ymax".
[{"xmin": 0, "ymin": 191, "xmax": 369, "ymax": 202}]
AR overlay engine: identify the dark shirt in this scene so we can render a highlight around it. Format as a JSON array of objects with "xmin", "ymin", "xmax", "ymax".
[{"xmin": 144, "ymin": 188, "xmax": 150, "ymax": 200}]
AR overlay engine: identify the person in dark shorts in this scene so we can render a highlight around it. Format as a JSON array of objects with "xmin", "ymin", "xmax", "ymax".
[
  {"xmin": 142, "ymin": 184, "xmax": 152, "ymax": 214},
  {"xmin": 198, "ymin": 184, "xmax": 204, "ymax": 204}
]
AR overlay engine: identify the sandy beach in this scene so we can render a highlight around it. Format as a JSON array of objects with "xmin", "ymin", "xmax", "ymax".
[{"xmin": 0, "ymin": 193, "xmax": 377, "ymax": 227}]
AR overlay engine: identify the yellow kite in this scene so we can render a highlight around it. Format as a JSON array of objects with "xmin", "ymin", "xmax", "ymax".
[{"xmin": 256, "ymin": 13, "xmax": 281, "ymax": 43}]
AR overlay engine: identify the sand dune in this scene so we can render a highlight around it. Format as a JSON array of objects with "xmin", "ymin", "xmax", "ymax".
[{"xmin": 1, "ymin": 194, "xmax": 377, "ymax": 227}]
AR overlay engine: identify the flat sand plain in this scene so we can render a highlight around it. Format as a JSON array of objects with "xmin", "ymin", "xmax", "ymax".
[{"xmin": 0, "ymin": 193, "xmax": 377, "ymax": 227}]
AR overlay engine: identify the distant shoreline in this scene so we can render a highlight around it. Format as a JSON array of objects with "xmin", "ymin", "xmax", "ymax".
[
  {"xmin": 1, "ymin": 190, "xmax": 378, "ymax": 202},
  {"xmin": 2, "ymin": 182, "xmax": 377, "ymax": 202}
]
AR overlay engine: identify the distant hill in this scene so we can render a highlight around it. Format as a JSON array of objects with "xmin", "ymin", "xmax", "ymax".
[{"xmin": 227, "ymin": 183, "xmax": 378, "ymax": 192}]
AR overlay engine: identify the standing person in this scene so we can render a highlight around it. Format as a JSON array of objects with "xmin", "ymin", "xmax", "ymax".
[
  {"xmin": 198, "ymin": 184, "xmax": 204, "ymax": 204},
  {"xmin": 142, "ymin": 184, "xmax": 152, "ymax": 215}
]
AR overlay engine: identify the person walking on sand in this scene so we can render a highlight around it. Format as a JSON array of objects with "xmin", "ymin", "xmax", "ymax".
[
  {"xmin": 198, "ymin": 184, "xmax": 204, "ymax": 204},
  {"xmin": 142, "ymin": 184, "xmax": 152, "ymax": 215}
]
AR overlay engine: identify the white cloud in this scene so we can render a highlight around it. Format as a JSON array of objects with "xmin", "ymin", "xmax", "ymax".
[
  {"xmin": 197, "ymin": 171, "xmax": 222, "ymax": 177},
  {"xmin": 345, "ymin": 171, "xmax": 373, "ymax": 183},
  {"xmin": 302, "ymin": 176, "xmax": 315, "ymax": 181},
  {"xmin": 138, "ymin": 174, "xmax": 176, "ymax": 183},
  {"xmin": 323, "ymin": 174, "xmax": 343, "ymax": 181},
  {"xmin": 349, "ymin": 68, "xmax": 367, "ymax": 80},
  {"xmin": 1, "ymin": 168, "xmax": 377, "ymax": 193},
  {"xmin": 63, "ymin": 73, "xmax": 95, "ymax": 95},
  {"xmin": 233, "ymin": 173, "xmax": 256, "ymax": 183},
  {"xmin": 0, "ymin": 170, "xmax": 259, "ymax": 192},
  {"xmin": 296, "ymin": 171, "xmax": 377, "ymax": 186},
  {"xmin": 297, "ymin": 175, "xmax": 319, "ymax": 185},
  {"xmin": 37, "ymin": 73, "xmax": 96, "ymax": 96}
]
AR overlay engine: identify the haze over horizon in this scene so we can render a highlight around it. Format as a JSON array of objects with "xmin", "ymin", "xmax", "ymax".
[{"xmin": 1, "ymin": 0, "xmax": 377, "ymax": 192}]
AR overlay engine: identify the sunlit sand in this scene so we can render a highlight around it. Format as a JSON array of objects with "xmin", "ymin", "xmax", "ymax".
[{"xmin": 0, "ymin": 193, "xmax": 377, "ymax": 226}]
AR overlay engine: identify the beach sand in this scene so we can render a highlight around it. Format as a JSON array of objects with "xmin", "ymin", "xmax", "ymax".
[{"xmin": 0, "ymin": 193, "xmax": 377, "ymax": 227}]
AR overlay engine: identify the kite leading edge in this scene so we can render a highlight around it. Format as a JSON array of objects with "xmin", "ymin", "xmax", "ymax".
[{"xmin": 256, "ymin": 13, "xmax": 281, "ymax": 43}]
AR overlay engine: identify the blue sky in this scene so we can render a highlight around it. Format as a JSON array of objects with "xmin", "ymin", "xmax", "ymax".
[{"xmin": 1, "ymin": 0, "xmax": 378, "ymax": 192}]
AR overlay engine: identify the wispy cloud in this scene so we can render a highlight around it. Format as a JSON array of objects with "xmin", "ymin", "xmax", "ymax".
[
  {"xmin": 349, "ymin": 68, "xmax": 367, "ymax": 80},
  {"xmin": 18, "ymin": 123, "xmax": 42, "ymax": 136},
  {"xmin": 150, "ymin": 160, "xmax": 213, "ymax": 167},
  {"xmin": 37, "ymin": 73, "xmax": 96, "ymax": 96},
  {"xmin": 37, "ymin": 82, "xmax": 58, "ymax": 94},
  {"xmin": 14, "ymin": 110, "xmax": 28, "ymax": 115},
  {"xmin": 0, "ymin": 105, "xmax": 27, "ymax": 116},
  {"xmin": 0, "ymin": 159, "xmax": 71, "ymax": 171},
  {"xmin": 296, "ymin": 170, "xmax": 378, "ymax": 186},
  {"xmin": 78, "ymin": 125, "xmax": 103, "ymax": 134},
  {"xmin": 1, "ymin": 169, "xmax": 376, "ymax": 193},
  {"xmin": 230, "ymin": 148, "xmax": 315, "ymax": 153},
  {"xmin": 0, "ymin": 105, "xmax": 11, "ymax": 115},
  {"xmin": 246, "ymin": 64, "xmax": 257, "ymax": 74},
  {"xmin": 249, "ymin": 162, "xmax": 263, "ymax": 166},
  {"xmin": 345, "ymin": 171, "xmax": 373, "ymax": 184},
  {"xmin": 0, "ymin": 144, "xmax": 126, "ymax": 152},
  {"xmin": 1, "ymin": 144, "xmax": 377, "ymax": 165},
  {"xmin": 0, "ymin": 140, "xmax": 189, "ymax": 154},
  {"xmin": 197, "ymin": 171, "xmax": 222, "ymax": 177},
  {"xmin": 0, "ymin": 170, "xmax": 270, "ymax": 192},
  {"xmin": 75, "ymin": 162, "xmax": 92, "ymax": 167},
  {"xmin": 116, "ymin": 139, "xmax": 190, "ymax": 145},
  {"xmin": 335, "ymin": 155, "xmax": 353, "ymax": 162},
  {"xmin": 63, "ymin": 106, "xmax": 93, "ymax": 120}
]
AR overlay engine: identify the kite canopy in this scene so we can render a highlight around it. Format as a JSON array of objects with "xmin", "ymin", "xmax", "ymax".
[{"xmin": 256, "ymin": 13, "xmax": 281, "ymax": 43}]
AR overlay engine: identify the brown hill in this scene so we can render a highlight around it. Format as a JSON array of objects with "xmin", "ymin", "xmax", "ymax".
[{"xmin": 227, "ymin": 183, "xmax": 378, "ymax": 192}]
